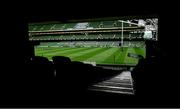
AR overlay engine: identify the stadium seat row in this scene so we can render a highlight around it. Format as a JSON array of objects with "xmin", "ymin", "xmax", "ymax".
[
  {"xmin": 29, "ymin": 20, "xmax": 139, "ymax": 31},
  {"xmin": 29, "ymin": 33, "xmax": 143, "ymax": 41},
  {"xmin": 25, "ymin": 56, "xmax": 121, "ymax": 97}
]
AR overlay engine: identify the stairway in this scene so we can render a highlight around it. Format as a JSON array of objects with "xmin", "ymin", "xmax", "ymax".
[{"xmin": 89, "ymin": 71, "xmax": 134, "ymax": 95}]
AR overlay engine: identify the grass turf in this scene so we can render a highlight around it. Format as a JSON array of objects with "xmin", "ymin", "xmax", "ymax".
[{"xmin": 35, "ymin": 47, "xmax": 145, "ymax": 65}]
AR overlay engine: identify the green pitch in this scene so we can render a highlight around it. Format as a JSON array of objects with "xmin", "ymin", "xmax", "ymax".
[{"xmin": 35, "ymin": 47, "xmax": 145, "ymax": 65}]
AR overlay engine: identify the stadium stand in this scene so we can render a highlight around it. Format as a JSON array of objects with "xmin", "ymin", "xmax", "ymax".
[
  {"xmin": 4, "ymin": 3, "xmax": 180, "ymax": 107},
  {"xmin": 29, "ymin": 20, "xmax": 143, "ymax": 31},
  {"xmin": 51, "ymin": 56, "xmax": 122, "ymax": 96},
  {"xmin": 27, "ymin": 19, "xmax": 147, "ymax": 103},
  {"xmin": 29, "ymin": 32, "xmax": 144, "ymax": 41}
]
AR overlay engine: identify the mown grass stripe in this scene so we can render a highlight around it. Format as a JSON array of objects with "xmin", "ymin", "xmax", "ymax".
[
  {"xmin": 40, "ymin": 47, "xmax": 88, "ymax": 56},
  {"xmin": 35, "ymin": 47, "xmax": 74, "ymax": 54},
  {"xmin": 35, "ymin": 46, "xmax": 145, "ymax": 65},
  {"xmin": 35, "ymin": 47, "xmax": 62, "ymax": 52},
  {"xmin": 44, "ymin": 47, "xmax": 91, "ymax": 59},
  {"xmin": 70, "ymin": 47, "xmax": 109, "ymax": 61},
  {"xmin": 115, "ymin": 47, "xmax": 128, "ymax": 64},
  {"xmin": 85, "ymin": 47, "xmax": 118, "ymax": 63},
  {"xmin": 101, "ymin": 48, "xmax": 120, "ymax": 64},
  {"xmin": 102, "ymin": 47, "xmax": 128, "ymax": 64},
  {"xmin": 67, "ymin": 47, "xmax": 102, "ymax": 59}
]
